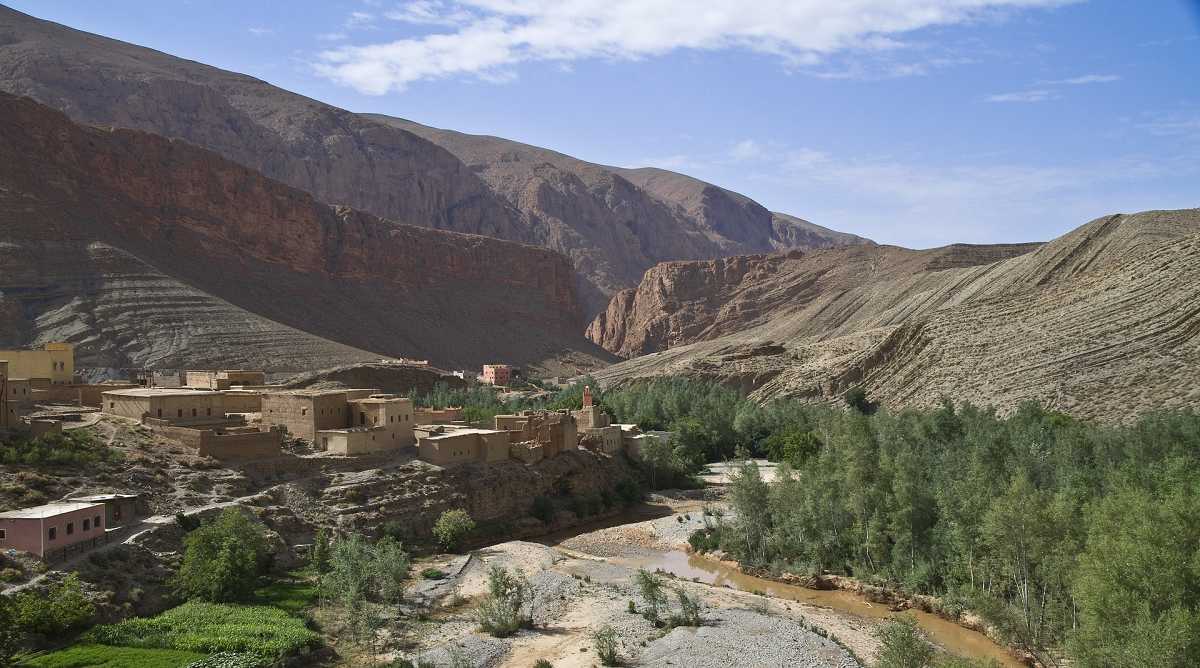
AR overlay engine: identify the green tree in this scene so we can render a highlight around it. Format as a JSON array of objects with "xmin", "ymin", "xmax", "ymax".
[
  {"xmin": 1070, "ymin": 483, "xmax": 1200, "ymax": 667},
  {"xmin": 876, "ymin": 616, "xmax": 935, "ymax": 668},
  {"xmin": 0, "ymin": 594, "xmax": 21, "ymax": 664},
  {"xmin": 13, "ymin": 572, "xmax": 95, "ymax": 635},
  {"xmin": 311, "ymin": 527, "xmax": 331, "ymax": 574},
  {"xmin": 726, "ymin": 460, "xmax": 773, "ymax": 566},
  {"xmin": 175, "ymin": 508, "xmax": 268, "ymax": 603},
  {"xmin": 373, "ymin": 536, "xmax": 411, "ymax": 605},
  {"xmin": 433, "ymin": 509, "xmax": 476, "ymax": 552}
]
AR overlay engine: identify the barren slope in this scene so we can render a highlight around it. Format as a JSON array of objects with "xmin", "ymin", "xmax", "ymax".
[
  {"xmin": 0, "ymin": 93, "xmax": 614, "ymax": 373},
  {"xmin": 0, "ymin": 6, "xmax": 867, "ymax": 318},
  {"xmin": 591, "ymin": 210, "xmax": 1200, "ymax": 420}
]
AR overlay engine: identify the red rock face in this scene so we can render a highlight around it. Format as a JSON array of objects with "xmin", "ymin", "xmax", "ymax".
[{"xmin": 0, "ymin": 93, "xmax": 610, "ymax": 371}]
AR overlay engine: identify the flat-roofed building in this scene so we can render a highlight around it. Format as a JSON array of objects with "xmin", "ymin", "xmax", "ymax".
[
  {"xmin": 494, "ymin": 410, "xmax": 578, "ymax": 458},
  {"xmin": 101, "ymin": 388, "xmax": 226, "ymax": 425},
  {"xmin": 317, "ymin": 395, "xmax": 415, "ymax": 455},
  {"xmin": 415, "ymin": 425, "xmax": 509, "ymax": 467},
  {"xmin": 260, "ymin": 388, "xmax": 379, "ymax": 442},
  {"xmin": 0, "ymin": 360, "xmax": 8, "ymax": 428},
  {"xmin": 414, "ymin": 406, "xmax": 463, "ymax": 424},
  {"xmin": 67, "ymin": 494, "xmax": 140, "ymax": 530},
  {"xmin": 481, "ymin": 364, "xmax": 512, "ymax": 386},
  {"xmin": 0, "ymin": 501, "xmax": 106, "ymax": 559},
  {"xmin": 0, "ymin": 343, "xmax": 74, "ymax": 385},
  {"xmin": 183, "ymin": 370, "xmax": 268, "ymax": 390}
]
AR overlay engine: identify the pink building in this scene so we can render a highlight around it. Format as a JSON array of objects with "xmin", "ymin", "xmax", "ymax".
[
  {"xmin": 0, "ymin": 501, "xmax": 106, "ymax": 559},
  {"xmin": 481, "ymin": 364, "xmax": 512, "ymax": 387}
]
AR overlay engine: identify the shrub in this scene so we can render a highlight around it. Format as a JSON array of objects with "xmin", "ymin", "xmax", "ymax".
[
  {"xmin": 433, "ymin": 509, "xmax": 476, "ymax": 552},
  {"xmin": 0, "ymin": 430, "xmax": 118, "ymax": 468},
  {"xmin": 668, "ymin": 588, "xmax": 702, "ymax": 628},
  {"xmin": 175, "ymin": 508, "xmax": 269, "ymax": 603},
  {"xmin": 614, "ymin": 479, "xmax": 643, "ymax": 507},
  {"xmin": 531, "ymin": 496, "xmax": 555, "ymax": 524},
  {"xmin": 634, "ymin": 569, "xmax": 667, "ymax": 623},
  {"xmin": 687, "ymin": 528, "xmax": 721, "ymax": 553},
  {"xmin": 875, "ymin": 616, "xmax": 934, "ymax": 668},
  {"xmin": 311, "ymin": 527, "xmax": 330, "ymax": 574},
  {"xmin": 533, "ymin": 660, "xmax": 554, "ymax": 668},
  {"xmin": 476, "ymin": 566, "xmax": 533, "ymax": 637},
  {"xmin": 420, "ymin": 567, "xmax": 447, "ymax": 580},
  {"xmin": 13, "ymin": 572, "xmax": 95, "ymax": 636},
  {"xmin": 175, "ymin": 513, "xmax": 201, "ymax": 533},
  {"xmin": 593, "ymin": 625, "xmax": 619, "ymax": 666}
]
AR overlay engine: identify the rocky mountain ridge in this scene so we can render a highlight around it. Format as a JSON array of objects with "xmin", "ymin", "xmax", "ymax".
[
  {"xmin": 0, "ymin": 92, "xmax": 612, "ymax": 372},
  {"xmin": 0, "ymin": 5, "xmax": 869, "ymax": 318},
  {"xmin": 591, "ymin": 209, "xmax": 1200, "ymax": 420}
]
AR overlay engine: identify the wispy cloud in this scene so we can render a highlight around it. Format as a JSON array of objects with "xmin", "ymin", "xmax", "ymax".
[
  {"xmin": 730, "ymin": 140, "xmax": 765, "ymax": 162},
  {"xmin": 318, "ymin": 32, "xmax": 348, "ymax": 42},
  {"xmin": 346, "ymin": 11, "xmax": 376, "ymax": 28},
  {"xmin": 1138, "ymin": 111, "xmax": 1200, "ymax": 141},
  {"xmin": 314, "ymin": 0, "xmax": 1074, "ymax": 95},
  {"xmin": 1039, "ymin": 73, "xmax": 1120, "ymax": 85},
  {"xmin": 248, "ymin": 27, "xmax": 274, "ymax": 36},
  {"xmin": 986, "ymin": 89, "xmax": 1056, "ymax": 103}
]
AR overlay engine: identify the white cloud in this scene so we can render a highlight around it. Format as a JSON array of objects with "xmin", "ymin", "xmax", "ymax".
[
  {"xmin": 730, "ymin": 140, "xmax": 765, "ymax": 162},
  {"xmin": 346, "ymin": 11, "xmax": 376, "ymax": 28},
  {"xmin": 314, "ymin": 0, "xmax": 1073, "ymax": 94},
  {"xmin": 1040, "ymin": 73, "xmax": 1120, "ymax": 85},
  {"xmin": 986, "ymin": 89, "xmax": 1056, "ymax": 102},
  {"xmin": 248, "ymin": 27, "xmax": 274, "ymax": 36},
  {"xmin": 386, "ymin": 1, "xmax": 475, "ymax": 26},
  {"xmin": 318, "ymin": 32, "xmax": 348, "ymax": 42}
]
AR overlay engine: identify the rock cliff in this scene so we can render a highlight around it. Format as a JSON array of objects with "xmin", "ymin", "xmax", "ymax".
[
  {"xmin": 0, "ymin": 6, "xmax": 867, "ymax": 318},
  {"xmin": 591, "ymin": 209, "xmax": 1200, "ymax": 420},
  {"xmin": 373, "ymin": 118, "xmax": 872, "ymax": 314},
  {"xmin": 0, "ymin": 92, "xmax": 613, "ymax": 372}
]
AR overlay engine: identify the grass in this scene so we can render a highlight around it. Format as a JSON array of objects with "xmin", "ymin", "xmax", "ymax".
[
  {"xmin": 85, "ymin": 601, "xmax": 319, "ymax": 664},
  {"xmin": 251, "ymin": 576, "xmax": 318, "ymax": 615},
  {"xmin": 21, "ymin": 644, "xmax": 204, "ymax": 668}
]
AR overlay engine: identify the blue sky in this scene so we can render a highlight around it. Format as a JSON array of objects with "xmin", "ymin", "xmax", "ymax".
[{"xmin": 9, "ymin": 1, "xmax": 1200, "ymax": 247}]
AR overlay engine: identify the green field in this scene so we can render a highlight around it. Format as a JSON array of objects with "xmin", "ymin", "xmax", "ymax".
[
  {"xmin": 251, "ymin": 575, "xmax": 318, "ymax": 615},
  {"xmin": 85, "ymin": 601, "xmax": 319, "ymax": 663},
  {"xmin": 22, "ymin": 644, "xmax": 204, "ymax": 668}
]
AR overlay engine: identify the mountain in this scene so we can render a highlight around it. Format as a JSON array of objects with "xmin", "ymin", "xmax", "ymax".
[
  {"xmin": 589, "ymin": 209, "xmax": 1200, "ymax": 420},
  {"xmin": 0, "ymin": 6, "xmax": 868, "ymax": 317},
  {"xmin": 0, "ymin": 92, "xmax": 613, "ymax": 374},
  {"xmin": 369, "ymin": 117, "xmax": 872, "ymax": 312}
]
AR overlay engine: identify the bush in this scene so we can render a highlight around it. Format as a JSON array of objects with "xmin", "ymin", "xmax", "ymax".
[
  {"xmin": 86, "ymin": 601, "xmax": 319, "ymax": 664},
  {"xmin": 593, "ymin": 625, "xmax": 619, "ymax": 666},
  {"xmin": 667, "ymin": 588, "xmax": 702, "ymax": 628},
  {"xmin": 875, "ymin": 616, "xmax": 934, "ymax": 668},
  {"xmin": 531, "ymin": 496, "xmax": 555, "ymax": 524},
  {"xmin": 476, "ymin": 566, "xmax": 533, "ymax": 637},
  {"xmin": 420, "ymin": 567, "xmax": 447, "ymax": 580},
  {"xmin": 175, "ymin": 508, "xmax": 269, "ymax": 603},
  {"xmin": 0, "ymin": 430, "xmax": 118, "ymax": 468},
  {"xmin": 533, "ymin": 660, "xmax": 553, "ymax": 668},
  {"xmin": 614, "ymin": 479, "xmax": 643, "ymax": 507},
  {"xmin": 310, "ymin": 528, "xmax": 330, "ymax": 574},
  {"xmin": 634, "ymin": 569, "xmax": 667, "ymax": 623},
  {"xmin": 433, "ymin": 509, "xmax": 476, "ymax": 552},
  {"xmin": 687, "ymin": 528, "xmax": 721, "ymax": 553},
  {"xmin": 13, "ymin": 572, "xmax": 95, "ymax": 635}
]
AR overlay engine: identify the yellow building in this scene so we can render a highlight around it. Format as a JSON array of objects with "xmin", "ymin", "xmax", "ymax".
[{"xmin": 0, "ymin": 343, "xmax": 74, "ymax": 385}]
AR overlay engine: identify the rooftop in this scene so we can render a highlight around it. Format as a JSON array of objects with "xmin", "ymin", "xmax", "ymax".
[
  {"xmin": 265, "ymin": 388, "xmax": 379, "ymax": 397},
  {"xmin": 422, "ymin": 427, "xmax": 504, "ymax": 440},
  {"xmin": 101, "ymin": 388, "xmax": 216, "ymax": 397},
  {"xmin": 0, "ymin": 502, "xmax": 103, "ymax": 519},
  {"xmin": 68, "ymin": 494, "xmax": 138, "ymax": 502}
]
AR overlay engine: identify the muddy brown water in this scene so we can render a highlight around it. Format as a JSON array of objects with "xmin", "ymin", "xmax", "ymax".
[{"xmin": 627, "ymin": 550, "xmax": 1023, "ymax": 667}]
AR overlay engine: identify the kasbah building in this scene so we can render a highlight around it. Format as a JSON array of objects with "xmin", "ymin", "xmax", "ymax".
[{"xmin": 0, "ymin": 350, "xmax": 673, "ymax": 563}]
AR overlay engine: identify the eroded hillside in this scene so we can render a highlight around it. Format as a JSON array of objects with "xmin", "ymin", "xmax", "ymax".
[
  {"xmin": 591, "ymin": 210, "xmax": 1200, "ymax": 420},
  {"xmin": 0, "ymin": 93, "xmax": 613, "ymax": 373}
]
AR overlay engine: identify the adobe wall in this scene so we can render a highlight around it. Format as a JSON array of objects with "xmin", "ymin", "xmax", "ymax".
[
  {"xmin": 222, "ymin": 391, "xmax": 262, "ymax": 413},
  {"xmin": 261, "ymin": 393, "xmax": 349, "ymax": 441}
]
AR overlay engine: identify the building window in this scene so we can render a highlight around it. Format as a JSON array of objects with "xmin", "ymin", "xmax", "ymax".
[
  {"xmin": 177, "ymin": 409, "xmax": 183, "ymax": 418},
  {"xmin": 95, "ymin": 515, "xmax": 102, "ymax": 527},
  {"xmin": 47, "ymin": 527, "xmax": 56, "ymax": 541},
  {"xmin": 83, "ymin": 519, "xmax": 90, "ymax": 531},
  {"xmin": 192, "ymin": 408, "xmax": 197, "ymax": 417},
  {"xmin": 302, "ymin": 408, "xmax": 307, "ymax": 416},
  {"xmin": 0, "ymin": 529, "xmax": 6, "ymax": 540},
  {"xmin": 114, "ymin": 508, "xmax": 121, "ymax": 521},
  {"xmin": 207, "ymin": 408, "xmax": 211, "ymax": 416},
  {"xmin": 66, "ymin": 522, "xmax": 74, "ymax": 536},
  {"xmin": 110, "ymin": 402, "xmax": 115, "ymax": 409},
  {"xmin": 157, "ymin": 408, "xmax": 162, "ymax": 418},
  {"xmin": 360, "ymin": 412, "xmax": 366, "ymax": 425}
]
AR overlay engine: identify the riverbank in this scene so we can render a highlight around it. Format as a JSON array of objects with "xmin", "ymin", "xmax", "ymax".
[{"xmin": 548, "ymin": 501, "xmax": 1027, "ymax": 667}]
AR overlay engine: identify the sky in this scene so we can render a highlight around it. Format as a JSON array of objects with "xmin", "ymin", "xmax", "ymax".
[{"xmin": 8, "ymin": 0, "xmax": 1200, "ymax": 247}]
